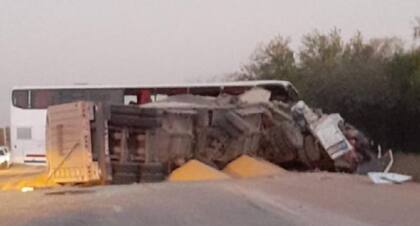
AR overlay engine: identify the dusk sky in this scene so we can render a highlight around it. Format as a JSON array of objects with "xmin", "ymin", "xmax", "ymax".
[{"xmin": 0, "ymin": 0, "xmax": 419, "ymax": 125}]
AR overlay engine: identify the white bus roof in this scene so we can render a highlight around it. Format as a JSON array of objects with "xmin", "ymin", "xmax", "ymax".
[{"xmin": 12, "ymin": 80, "xmax": 295, "ymax": 91}]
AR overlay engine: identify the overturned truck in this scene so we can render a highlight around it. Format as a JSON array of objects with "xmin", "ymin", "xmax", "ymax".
[{"xmin": 46, "ymin": 88, "xmax": 377, "ymax": 185}]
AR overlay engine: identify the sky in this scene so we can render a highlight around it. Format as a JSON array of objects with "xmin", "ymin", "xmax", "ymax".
[{"xmin": 0, "ymin": 0, "xmax": 419, "ymax": 125}]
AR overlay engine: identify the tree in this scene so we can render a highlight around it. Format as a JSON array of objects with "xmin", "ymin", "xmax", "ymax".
[
  {"xmin": 233, "ymin": 28, "xmax": 420, "ymax": 152},
  {"xmin": 413, "ymin": 17, "xmax": 420, "ymax": 40},
  {"xmin": 297, "ymin": 29, "xmax": 345, "ymax": 107},
  {"xmin": 387, "ymin": 48, "xmax": 420, "ymax": 150},
  {"xmin": 236, "ymin": 36, "xmax": 298, "ymax": 83}
]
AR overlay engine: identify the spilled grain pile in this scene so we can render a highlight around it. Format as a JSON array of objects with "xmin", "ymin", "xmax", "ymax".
[
  {"xmin": 168, "ymin": 160, "xmax": 230, "ymax": 181},
  {"xmin": 223, "ymin": 155, "xmax": 286, "ymax": 178}
]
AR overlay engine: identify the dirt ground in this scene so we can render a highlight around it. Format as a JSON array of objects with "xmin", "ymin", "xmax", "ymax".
[
  {"xmin": 0, "ymin": 164, "xmax": 45, "ymax": 185},
  {"xmin": 0, "ymin": 164, "xmax": 52, "ymax": 190},
  {"xmin": 0, "ymin": 168, "xmax": 419, "ymax": 226},
  {"xmin": 392, "ymin": 152, "xmax": 420, "ymax": 181}
]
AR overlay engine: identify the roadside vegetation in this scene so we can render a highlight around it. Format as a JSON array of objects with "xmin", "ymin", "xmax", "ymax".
[{"xmin": 231, "ymin": 18, "xmax": 420, "ymax": 154}]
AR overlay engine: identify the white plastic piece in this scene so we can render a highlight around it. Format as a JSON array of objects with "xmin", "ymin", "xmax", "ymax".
[
  {"xmin": 384, "ymin": 150, "xmax": 394, "ymax": 173},
  {"xmin": 368, "ymin": 172, "xmax": 412, "ymax": 184},
  {"xmin": 21, "ymin": 187, "xmax": 34, "ymax": 192}
]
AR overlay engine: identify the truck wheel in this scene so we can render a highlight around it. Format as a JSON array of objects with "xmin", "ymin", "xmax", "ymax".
[
  {"xmin": 140, "ymin": 162, "xmax": 165, "ymax": 174},
  {"xmin": 112, "ymin": 173, "xmax": 139, "ymax": 184},
  {"xmin": 141, "ymin": 173, "xmax": 165, "ymax": 182}
]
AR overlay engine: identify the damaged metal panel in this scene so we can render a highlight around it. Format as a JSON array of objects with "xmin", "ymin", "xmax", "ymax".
[
  {"xmin": 46, "ymin": 101, "xmax": 100, "ymax": 184},
  {"xmin": 291, "ymin": 101, "xmax": 351, "ymax": 160}
]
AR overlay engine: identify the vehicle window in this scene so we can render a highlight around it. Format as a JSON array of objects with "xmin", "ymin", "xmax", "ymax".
[
  {"xmin": 124, "ymin": 95, "xmax": 138, "ymax": 105},
  {"xmin": 87, "ymin": 89, "xmax": 124, "ymax": 104},
  {"xmin": 12, "ymin": 90, "xmax": 29, "ymax": 108},
  {"xmin": 31, "ymin": 90, "xmax": 55, "ymax": 109},
  {"xmin": 57, "ymin": 89, "xmax": 86, "ymax": 103},
  {"xmin": 56, "ymin": 89, "xmax": 124, "ymax": 105},
  {"xmin": 17, "ymin": 127, "xmax": 32, "ymax": 140}
]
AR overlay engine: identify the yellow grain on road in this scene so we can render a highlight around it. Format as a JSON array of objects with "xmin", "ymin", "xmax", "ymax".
[
  {"xmin": 223, "ymin": 155, "xmax": 286, "ymax": 178},
  {"xmin": 168, "ymin": 160, "xmax": 230, "ymax": 181}
]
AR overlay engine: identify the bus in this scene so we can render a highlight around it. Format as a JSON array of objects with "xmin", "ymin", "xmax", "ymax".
[{"xmin": 10, "ymin": 80, "xmax": 298, "ymax": 164}]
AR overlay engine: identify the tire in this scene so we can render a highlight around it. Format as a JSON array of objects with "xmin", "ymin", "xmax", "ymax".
[
  {"xmin": 112, "ymin": 163, "xmax": 140, "ymax": 174},
  {"xmin": 140, "ymin": 173, "xmax": 165, "ymax": 182},
  {"xmin": 112, "ymin": 173, "xmax": 139, "ymax": 184},
  {"xmin": 140, "ymin": 163, "xmax": 165, "ymax": 174}
]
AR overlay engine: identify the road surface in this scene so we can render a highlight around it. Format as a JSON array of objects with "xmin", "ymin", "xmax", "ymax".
[{"xmin": 0, "ymin": 170, "xmax": 419, "ymax": 226}]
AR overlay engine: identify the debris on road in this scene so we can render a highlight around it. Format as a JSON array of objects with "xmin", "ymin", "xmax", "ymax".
[
  {"xmin": 1, "ymin": 171, "xmax": 58, "ymax": 191},
  {"xmin": 168, "ymin": 160, "xmax": 230, "ymax": 181},
  {"xmin": 368, "ymin": 172, "xmax": 412, "ymax": 184},
  {"xmin": 40, "ymin": 87, "xmax": 382, "ymax": 186},
  {"xmin": 20, "ymin": 187, "xmax": 33, "ymax": 193},
  {"xmin": 367, "ymin": 149, "xmax": 412, "ymax": 184},
  {"xmin": 223, "ymin": 155, "xmax": 286, "ymax": 178}
]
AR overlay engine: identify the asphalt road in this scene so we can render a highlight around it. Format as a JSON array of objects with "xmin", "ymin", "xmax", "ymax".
[{"xmin": 0, "ymin": 171, "xmax": 419, "ymax": 226}]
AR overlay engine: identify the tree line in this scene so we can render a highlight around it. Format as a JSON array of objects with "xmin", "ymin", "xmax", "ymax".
[{"xmin": 232, "ymin": 19, "xmax": 420, "ymax": 153}]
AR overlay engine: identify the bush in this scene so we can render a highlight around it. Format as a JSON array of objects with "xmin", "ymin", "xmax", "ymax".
[{"xmin": 234, "ymin": 29, "xmax": 420, "ymax": 153}]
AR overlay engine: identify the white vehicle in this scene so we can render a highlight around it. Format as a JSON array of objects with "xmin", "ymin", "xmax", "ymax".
[
  {"xmin": 10, "ymin": 80, "xmax": 298, "ymax": 165},
  {"xmin": 0, "ymin": 146, "xmax": 11, "ymax": 169}
]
